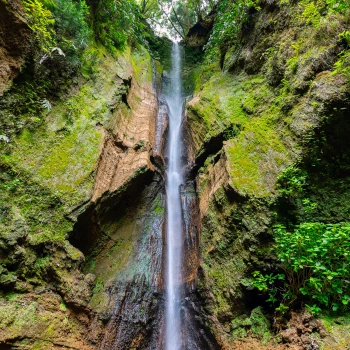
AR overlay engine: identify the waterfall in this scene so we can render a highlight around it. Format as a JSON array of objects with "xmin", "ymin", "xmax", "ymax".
[{"xmin": 165, "ymin": 42, "xmax": 184, "ymax": 350}]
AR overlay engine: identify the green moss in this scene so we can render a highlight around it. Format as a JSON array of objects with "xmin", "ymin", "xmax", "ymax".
[
  {"xmin": 226, "ymin": 116, "xmax": 290, "ymax": 197},
  {"xmin": 59, "ymin": 301, "xmax": 67, "ymax": 312},
  {"xmin": 0, "ymin": 164, "xmax": 73, "ymax": 244},
  {"xmin": 6, "ymin": 109, "xmax": 102, "ymax": 208},
  {"xmin": 31, "ymin": 340, "xmax": 52, "ymax": 350},
  {"xmin": 230, "ymin": 307, "xmax": 271, "ymax": 344},
  {"xmin": 320, "ymin": 314, "xmax": 350, "ymax": 349},
  {"xmin": 188, "ymin": 70, "xmax": 282, "ymax": 157},
  {"xmin": 153, "ymin": 196, "xmax": 165, "ymax": 215},
  {"xmin": 0, "ymin": 42, "xmax": 151, "ymax": 212},
  {"xmin": 87, "ymin": 216, "xmax": 139, "ymax": 310},
  {"xmin": 250, "ymin": 307, "xmax": 272, "ymax": 344},
  {"xmin": 202, "ymin": 257, "xmax": 245, "ymax": 316},
  {"xmin": 0, "ymin": 293, "xmax": 83, "ymax": 346},
  {"xmin": 130, "ymin": 45, "xmax": 153, "ymax": 83}
]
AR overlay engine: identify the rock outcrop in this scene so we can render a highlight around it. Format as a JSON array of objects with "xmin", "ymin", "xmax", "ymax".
[{"xmin": 0, "ymin": 0, "xmax": 31, "ymax": 95}]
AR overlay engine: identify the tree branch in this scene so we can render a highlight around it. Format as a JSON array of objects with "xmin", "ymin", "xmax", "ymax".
[{"xmin": 171, "ymin": 6, "xmax": 186, "ymax": 37}]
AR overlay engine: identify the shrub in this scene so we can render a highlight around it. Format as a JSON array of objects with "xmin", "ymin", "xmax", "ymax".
[
  {"xmin": 275, "ymin": 222, "xmax": 350, "ymax": 311},
  {"xmin": 277, "ymin": 166, "xmax": 307, "ymax": 196},
  {"xmin": 23, "ymin": 0, "xmax": 91, "ymax": 64},
  {"xmin": 253, "ymin": 222, "xmax": 350, "ymax": 314}
]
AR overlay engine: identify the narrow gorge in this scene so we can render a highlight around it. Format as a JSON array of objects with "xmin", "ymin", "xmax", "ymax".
[{"xmin": 0, "ymin": 0, "xmax": 349, "ymax": 349}]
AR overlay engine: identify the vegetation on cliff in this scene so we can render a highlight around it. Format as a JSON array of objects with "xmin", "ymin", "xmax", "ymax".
[
  {"xmin": 1, "ymin": 0, "xmax": 350, "ymax": 348},
  {"xmin": 0, "ymin": 0, "xmax": 167, "ymax": 347},
  {"xmin": 186, "ymin": 0, "xmax": 350, "ymax": 347}
]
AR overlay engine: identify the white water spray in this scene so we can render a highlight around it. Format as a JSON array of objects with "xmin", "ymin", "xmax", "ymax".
[{"xmin": 165, "ymin": 42, "xmax": 184, "ymax": 350}]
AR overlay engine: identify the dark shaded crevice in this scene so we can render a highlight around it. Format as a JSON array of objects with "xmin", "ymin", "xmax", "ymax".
[
  {"xmin": 188, "ymin": 124, "xmax": 241, "ymax": 180},
  {"xmin": 69, "ymin": 168, "xmax": 155, "ymax": 256},
  {"xmin": 181, "ymin": 291, "xmax": 221, "ymax": 350}
]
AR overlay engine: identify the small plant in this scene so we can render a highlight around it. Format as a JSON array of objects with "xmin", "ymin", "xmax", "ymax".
[
  {"xmin": 301, "ymin": 198, "xmax": 318, "ymax": 213},
  {"xmin": 277, "ymin": 166, "xmax": 307, "ymax": 196},
  {"xmin": 1, "ymin": 178, "xmax": 21, "ymax": 191},
  {"xmin": 41, "ymin": 98, "xmax": 52, "ymax": 111},
  {"xmin": 306, "ymin": 304, "xmax": 322, "ymax": 315},
  {"xmin": 23, "ymin": 0, "xmax": 55, "ymax": 52},
  {"xmin": 297, "ymin": 0, "xmax": 322, "ymax": 28},
  {"xmin": 339, "ymin": 30, "xmax": 350, "ymax": 46},
  {"xmin": 223, "ymin": 125, "xmax": 240, "ymax": 140},
  {"xmin": 326, "ymin": 0, "xmax": 348, "ymax": 13},
  {"xmin": 251, "ymin": 271, "xmax": 285, "ymax": 305}
]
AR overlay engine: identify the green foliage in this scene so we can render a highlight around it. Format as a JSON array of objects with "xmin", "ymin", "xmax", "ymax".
[
  {"xmin": 23, "ymin": 0, "xmax": 55, "ymax": 52},
  {"xmin": 251, "ymin": 271, "xmax": 285, "ymax": 305},
  {"xmin": 223, "ymin": 125, "xmax": 240, "ymax": 140},
  {"xmin": 306, "ymin": 304, "xmax": 322, "ymax": 315},
  {"xmin": 205, "ymin": 0, "xmax": 260, "ymax": 55},
  {"xmin": 252, "ymin": 223, "xmax": 350, "ymax": 314},
  {"xmin": 293, "ymin": 0, "xmax": 348, "ymax": 30},
  {"xmin": 296, "ymin": 0, "xmax": 322, "ymax": 28},
  {"xmin": 21, "ymin": 0, "xmax": 92, "ymax": 102},
  {"xmin": 139, "ymin": 0, "xmax": 216, "ymax": 40},
  {"xmin": 339, "ymin": 30, "xmax": 350, "ymax": 45},
  {"xmin": 93, "ymin": 0, "xmax": 144, "ymax": 53},
  {"xmin": 277, "ymin": 166, "xmax": 308, "ymax": 196},
  {"xmin": 168, "ymin": 0, "xmax": 196, "ymax": 38},
  {"xmin": 59, "ymin": 301, "xmax": 68, "ymax": 311},
  {"xmin": 23, "ymin": 0, "xmax": 91, "ymax": 56},
  {"xmin": 325, "ymin": 0, "xmax": 349, "ymax": 13},
  {"xmin": 275, "ymin": 223, "xmax": 350, "ymax": 311},
  {"xmin": 46, "ymin": 0, "xmax": 91, "ymax": 54},
  {"xmin": 137, "ymin": 0, "xmax": 160, "ymax": 18},
  {"xmin": 333, "ymin": 33, "xmax": 350, "ymax": 81}
]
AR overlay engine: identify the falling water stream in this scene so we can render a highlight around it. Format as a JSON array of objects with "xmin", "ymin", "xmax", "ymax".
[
  {"xmin": 165, "ymin": 42, "xmax": 184, "ymax": 350},
  {"xmin": 99, "ymin": 41, "xmax": 219, "ymax": 350}
]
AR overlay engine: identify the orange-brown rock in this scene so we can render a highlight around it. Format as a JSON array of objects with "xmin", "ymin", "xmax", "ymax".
[
  {"xmin": 196, "ymin": 152, "xmax": 230, "ymax": 220},
  {"xmin": 92, "ymin": 65, "xmax": 158, "ymax": 202},
  {"xmin": 0, "ymin": 0, "xmax": 31, "ymax": 95}
]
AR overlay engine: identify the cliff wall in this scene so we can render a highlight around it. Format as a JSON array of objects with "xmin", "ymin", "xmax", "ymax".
[
  {"xmin": 0, "ymin": 6, "xmax": 164, "ymax": 344},
  {"xmin": 185, "ymin": 1, "xmax": 350, "ymax": 348}
]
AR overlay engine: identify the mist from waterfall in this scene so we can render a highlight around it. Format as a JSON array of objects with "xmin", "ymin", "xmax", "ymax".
[{"xmin": 165, "ymin": 42, "xmax": 184, "ymax": 350}]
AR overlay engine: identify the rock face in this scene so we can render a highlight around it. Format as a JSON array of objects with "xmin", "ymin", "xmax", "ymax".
[
  {"xmin": 0, "ymin": 0, "xmax": 31, "ymax": 95},
  {"xmin": 185, "ymin": 12, "xmax": 215, "ymax": 49},
  {"xmin": 185, "ymin": 1, "xmax": 350, "ymax": 348},
  {"xmin": 0, "ymin": 4, "xmax": 165, "ymax": 342},
  {"xmin": 92, "ymin": 57, "xmax": 158, "ymax": 202}
]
